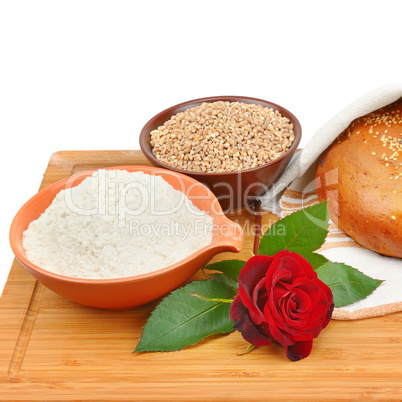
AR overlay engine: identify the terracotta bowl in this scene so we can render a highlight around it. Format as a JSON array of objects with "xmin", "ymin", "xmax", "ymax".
[
  {"xmin": 139, "ymin": 96, "xmax": 301, "ymax": 211},
  {"xmin": 9, "ymin": 166, "xmax": 243, "ymax": 310}
]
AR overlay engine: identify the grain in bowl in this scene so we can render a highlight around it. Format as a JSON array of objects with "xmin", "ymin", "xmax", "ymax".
[{"xmin": 150, "ymin": 101, "xmax": 295, "ymax": 173}]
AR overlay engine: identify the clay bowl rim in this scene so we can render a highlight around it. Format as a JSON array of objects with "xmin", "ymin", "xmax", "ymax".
[
  {"xmin": 9, "ymin": 165, "xmax": 243, "ymax": 286},
  {"xmin": 139, "ymin": 95, "xmax": 302, "ymax": 176}
]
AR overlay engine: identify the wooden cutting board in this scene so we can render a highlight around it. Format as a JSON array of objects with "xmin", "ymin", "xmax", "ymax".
[{"xmin": 1, "ymin": 150, "xmax": 401, "ymax": 401}]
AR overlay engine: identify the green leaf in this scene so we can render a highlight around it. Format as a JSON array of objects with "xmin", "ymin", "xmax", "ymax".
[
  {"xmin": 258, "ymin": 201, "xmax": 329, "ymax": 257},
  {"xmin": 134, "ymin": 280, "xmax": 235, "ymax": 352},
  {"xmin": 299, "ymin": 252, "xmax": 329, "ymax": 269},
  {"xmin": 315, "ymin": 262, "xmax": 383, "ymax": 308},
  {"xmin": 203, "ymin": 273, "xmax": 238, "ymax": 290},
  {"xmin": 202, "ymin": 260, "xmax": 246, "ymax": 290}
]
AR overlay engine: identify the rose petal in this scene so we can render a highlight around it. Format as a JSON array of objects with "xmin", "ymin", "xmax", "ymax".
[
  {"xmin": 285, "ymin": 340, "xmax": 313, "ymax": 361},
  {"xmin": 280, "ymin": 294, "xmax": 307, "ymax": 331},
  {"xmin": 266, "ymin": 279, "xmax": 298, "ymax": 331},
  {"xmin": 305, "ymin": 293, "xmax": 334, "ymax": 333},
  {"xmin": 267, "ymin": 255, "xmax": 302, "ymax": 289},
  {"xmin": 229, "ymin": 295, "xmax": 271, "ymax": 348},
  {"xmin": 266, "ymin": 319, "xmax": 287, "ymax": 345},
  {"xmin": 313, "ymin": 278, "xmax": 334, "ymax": 305},
  {"xmin": 253, "ymin": 277, "xmax": 268, "ymax": 313},
  {"xmin": 282, "ymin": 293, "xmax": 296, "ymax": 318},
  {"xmin": 324, "ymin": 302, "xmax": 335, "ymax": 328},
  {"xmin": 309, "ymin": 297, "xmax": 330, "ymax": 324},
  {"xmin": 288, "ymin": 252, "xmax": 317, "ymax": 280},
  {"xmin": 292, "ymin": 277, "xmax": 321, "ymax": 307},
  {"xmin": 281, "ymin": 328, "xmax": 315, "ymax": 343},
  {"xmin": 238, "ymin": 255, "xmax": 273, "ymax": 321},
  {"xmin": 265, "ymin": 264, "xmax": 291, "ymax": 298},
  {"xmin": 308, "ymin": 279, "xmax": 334, "ymax": 329},
  {"xmin": 272, "ymin": 282, "xmax": 290, "ymax": 305},
  {"xmin": 273, "ymin": 251, "xmax": 315, "ymax": 281},
  {"xmin": 244, "ymin": 277, "xmax": 267, "ymax": 325},
  {"xmin": 239, "ymin": 255, "xmax": 273, "ymax": 285},
  {"xmin": 289, "ymin": 287, "xmax": 311, "ymax": 314},
  {"xmin": 267, "ymin": 281, "xmax": 329, "ymax": 341}
]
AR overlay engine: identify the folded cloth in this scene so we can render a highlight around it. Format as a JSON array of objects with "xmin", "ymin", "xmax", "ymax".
[
  {"xmin": 280, "ymin": 185, "xmax": 402, "ymax": 320},
  {"xmin": 259, "ymin": 83, "xmax": 402, "ymax": 320},
  {"xmin": 260, "ymin": 83, "xmax": 402, "ymax": 215}
]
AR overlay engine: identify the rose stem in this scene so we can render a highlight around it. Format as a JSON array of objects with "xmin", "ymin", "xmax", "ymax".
[{"xmin": 253, "ymin": 199, "xmax": 262, "ymax": 255}]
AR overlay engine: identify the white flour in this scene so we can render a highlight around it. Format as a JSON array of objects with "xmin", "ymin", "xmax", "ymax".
[{"xmin": 23, "ymin": 169, "xmax": 213, "ymax": 279}]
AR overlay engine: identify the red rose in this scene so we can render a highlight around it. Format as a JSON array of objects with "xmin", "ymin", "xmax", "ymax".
[{"xmin": 229, "ymin": 250, "xmax": 334, "ymax": 361}]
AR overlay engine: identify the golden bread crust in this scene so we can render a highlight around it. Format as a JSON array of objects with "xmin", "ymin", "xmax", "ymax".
[{"xmin": 315, "ymin": 98, "xmax": 402, "ymax": 258}]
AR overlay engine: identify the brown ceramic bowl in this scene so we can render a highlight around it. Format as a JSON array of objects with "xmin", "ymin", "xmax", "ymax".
[
  {"xmin": 9, "ymin": 166, "xmax": 243, "ymax": 310},
  {"xmin": 139, "ymin": 96, "xmax": 301, "ymax": 211}
]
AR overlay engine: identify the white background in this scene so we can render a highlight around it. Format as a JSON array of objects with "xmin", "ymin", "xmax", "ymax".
[{"xmin": 0, "ymin": 0, "xmax": 401, "ymax": 297}]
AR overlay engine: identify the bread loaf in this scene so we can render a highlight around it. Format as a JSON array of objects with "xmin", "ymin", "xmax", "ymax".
[{"xmin": 315, "ymin": 98, "xmax": 402, "ymax": 258}]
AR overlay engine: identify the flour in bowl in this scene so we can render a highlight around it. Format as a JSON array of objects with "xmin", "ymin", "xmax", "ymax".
[{"xmin": 22, "ymin": 169, "xmax": 213, "ymax": 279}]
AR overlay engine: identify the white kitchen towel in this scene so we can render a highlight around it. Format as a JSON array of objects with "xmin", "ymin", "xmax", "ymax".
[
  {"xmin": 260, "ymin": 83, "xmax": 402, "ymax": 215},
  {"xmin": 259, "ymin": 83, "xmax": 402, "ymax": 320},
  {"xmin": 280, "ymin": 185, "xmax": 402, "ymax": 320}
]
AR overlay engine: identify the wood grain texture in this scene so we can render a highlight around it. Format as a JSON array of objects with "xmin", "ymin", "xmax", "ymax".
[{"xmin": 0, "ymin": 150, "xmax": 401, "ymax": 401}]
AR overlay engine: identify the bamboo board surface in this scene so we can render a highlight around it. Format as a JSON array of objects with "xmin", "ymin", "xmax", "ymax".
[{"xmin": 1, "ymin": 150, "xmax": 401, "ymax": 401}]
